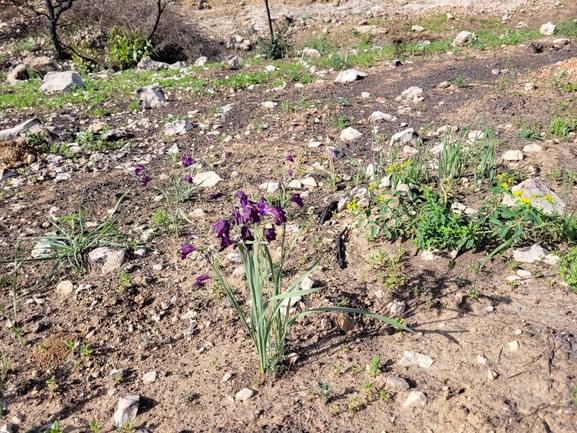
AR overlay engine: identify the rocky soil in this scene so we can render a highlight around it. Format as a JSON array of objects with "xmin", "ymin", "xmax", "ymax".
[{"xmin": 1, "ymin": 1, "xmax": 577, "ymax": 433}]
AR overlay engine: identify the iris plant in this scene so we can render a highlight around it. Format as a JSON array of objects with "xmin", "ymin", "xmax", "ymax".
[{"xmin": 183, "ymin": 191, "xmax": 411, "ymax": 374}]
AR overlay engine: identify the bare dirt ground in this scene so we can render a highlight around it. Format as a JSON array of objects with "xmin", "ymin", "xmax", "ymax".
[{"xmin": 1, "ymin": 2, "xmax": 577, "ymax": 433}]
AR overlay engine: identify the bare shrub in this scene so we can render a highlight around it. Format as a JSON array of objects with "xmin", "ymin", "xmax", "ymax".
[{"xmin": 65, "ymin": 0, "xmax": 224, "ymax": 63}]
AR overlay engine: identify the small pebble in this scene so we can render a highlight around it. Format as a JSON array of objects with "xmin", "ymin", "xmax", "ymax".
[
  {"xmin": 509, "ymin": 341, "xmax": 519, "ymax": 351},
  {"xmin": 477, "ymin": 355, "xmax": 487, "ymax": 364},
  {"xmin": 235, "ymin": 388, "xmax": 255, "ymax": 401},
  {"xmin": 514, "ymin": 329, "xmax": 522, "ymax": 335},
  {"xmin": 153, "ymin": 264, "xmax": 163, "ymax": 271}
]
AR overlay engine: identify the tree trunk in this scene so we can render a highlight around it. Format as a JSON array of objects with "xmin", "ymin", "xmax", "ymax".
[
  {"xmin": 48, "ymin": 19, "xmax": 65, "ymax": 59},
  {"xmin": 264, "ymin": 0, "xmax": 274, "ymax": 41}
]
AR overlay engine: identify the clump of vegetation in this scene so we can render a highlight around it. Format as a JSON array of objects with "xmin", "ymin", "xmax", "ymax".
[
  {"xmin": 558, "ymin": 247, "xmax": 577, "ymax": 292},
  {"xmin": 107, "ymin": 26, "xmax": 153, "ymax": 70}
]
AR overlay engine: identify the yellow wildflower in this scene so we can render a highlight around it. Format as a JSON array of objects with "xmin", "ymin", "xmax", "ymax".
[
  {"xmin": 513, "ymin": 191, "xmax": 523, "ymax": 197},
  {"xmin": 544, "ymin": 195, "xmax": 555, "ymax": 203},
  {"xmin": 520, "ymin": 197, "xmax": 531, "ymax": 205},
  {"xmin": 500, "ymin": 182, "xmax": 509, "ymax": 189}
]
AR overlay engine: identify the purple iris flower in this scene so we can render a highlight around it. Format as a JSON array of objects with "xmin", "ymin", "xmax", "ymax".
[
  {"xmin": 236, "ymin": 191, "xmax": 248, "ymax": 203},
  {"xmin": 141, "ymin": 176, "xmax": 152, "ymax": 187},
  {"xmin": 208, "ymin": 192, "xmax": 223, "ymax": 200},
  {"xmin": 181, "ymin": 155, "xmax": 194, "ymax": 167},
  {"xmin": 288, "ymin": 169, "xmax": 294, "ymax": 178},
  {"xmin": 219, "ymin": 235, "xmax": 234, "ymax": 250},
  {"xmin": 264, "ymin": 226, "xmax": 276, "ymax": 242},
  {"xmin": 184, "ymin": 174, "xmax": 193, "ymax": 183},
  {"xmin": 240, "ymin": 226, "xmax": 254, "ymax": 242},
  {"xmin": 257, "ymin": 197, "xmax": 269, "ymax": 215},
  {"xmin": 231, "ymin": 206, "xmax": 243, "ymax": 225},
  {"xmin": 267, "ymin": 206, "xmax": 287, "ymax": 225},
  {"xmin": 289, "ymin": 193, "xmax": 304, "ymax": 208},
  {"xmin": 239, "ymin": 201, "xmax": 261, "ymax": 225},
  {"xmin": 134, "ymin": 164, "xmax": 145, "ymax": 177},
  {"xmin": 181, "ymin": 243, "xmax": 197, "ymax": 260},
  {"xmin": 213, "ymin": 219, "xmax": 231, "ymax": 239},
  {"xmin": 193, "ymin": 274, "xmax": 212, "ymax": 287},
  {"xmin": 286, "ymin": 155, "xmax": 294, "ymax": 163}
]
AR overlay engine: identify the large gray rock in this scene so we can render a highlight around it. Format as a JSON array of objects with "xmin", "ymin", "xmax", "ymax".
[
  {"xmin": 194, "ymin": 56, "xmax": 208, "ymax": 67},
  {"xmin": 513, "ymin": 244, "xmax": 559, "ymax": 265},
  {"xmin": 136, "ymin": 84, "xmax": 166, "ymax": 109},
  {"xmin": 540, "ymin": 22, "xmax": 556, "ymax": 36},
  {"xmin": 302, "ymin": 47, "xmax": 321, "ymax": 58},
  {"xmin": 452, "ymin": 31, "xmax": 475, "ymax": 47},
  {"xmin": 137, "ymin": 56, "xmax": 169, "ymax": 72},
  {"xmin": 164, "ymin": 120, "xmax": 193, "ymax": 136},
  {"xmin": 39, "ymin": 71, "xmax": 84, "ymax": 94},
  {"xmin": 7, "ymin": 56, "xmax": 59, "ymax": 84},
  {"xmin": 88, "ymin": 247, "xmax": 125, "ymax": 275},
  {"xmin": 402, "ymin": 391, "xmax": 427, "ymax": 408},
  {"xmin": 368, "ymin": 111, "xmax": 397, "ymax": 123},
  {"xmin": 193, "ymin": 171, "xmax": 222, "ymax": 187},
  {"xmin": 0, "ymin": 118, "xmax": 42, "ymax": 141},
  {"xmin": 114, "ymin": 395, "xmax": 140, "ymax": 427},
  {"xmin": 334, "ymin": 69, "xmax": 367, "ymax": 83},
  {"xmin": 502, "ymin": 178, "xmax": 565, "ymax": 215},
  {"xmin": 340, "ymin": 127, "xmax": 362, "ymax": 142},
  {"xmin": 390, "ymin": 128, "xmax": 419, "ymax": 147}
]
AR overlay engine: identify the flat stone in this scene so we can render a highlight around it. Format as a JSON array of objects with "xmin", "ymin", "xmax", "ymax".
[
  {"xmin": 523, "ymin": 144, "xmax": 542, "ymax": 153},
  {"xmin": 390, "ymin": 128, "xmax": 418, "ymax": 147},
  {"xmin": 0, "ymin": 424, "xmax": 13, "ymax": 433},
  {"xmin": 540, "ymin": 22, "xmax": 556, "ymax": 36},
  {"xmin": 516, "ymin": 269, "xmax": 532, "ymax": 278},
  {"xmin": 289, "ymin": 179, "xmax": 302, "ymax": 189},
  {"xmin": 513, "ymin": 243, "xmax": 559, "ymax": 265},
  {"xmin": 56, "ymin": 280, "xmax": 74, "ymax": 297},
  {"xmin": 88, "ymin": 247, "xmax": 126, "ymax": 275},
  {"xmin": 40, "ymin": 71, "xmax": 84, "ymax": 94},
  {"xmin": 137, "ymin": 56, "xmax": 169, "ymax": 72},
  {"xmin": 340, "ymin": 127, "xmax": 362, "ymax": 142},
  {"xmin": 193, "ymin": 171, "xmax": 223, "ymax": 187},
  {"xmin": 361, "ymin": 92, "xmax": 370, "ymax": 99},
  {"xmin": 136, "ymin": 84, "xmax": 166, "ymax": 109},
  {"xmin": 300, "ymin": 177, "xmax": 317, "ymax": 188},
  {"xmin": 259, "ymin": 181, "xmax": 281, "ymax": 194},
  {"xmin": 452, "ymin": 31, "xmax": 475, "ymax": 47},
  {"xmin": 114, "ymin": 395, "xmax": 140, "ymax": 427},
  {"xmin": 194, "ymin": 56, "xmax": 208, "ymax": 66},
  {"xmin": 386, "ymin": 375, "xmax": 409, "ymax": 390},
  {"xmin": 164, "ymin": 120, "xmax": 193, "ymax": 136},
  {"xmin": 524, "ymin": 82, "xmax": 535, "ymax": 91},
  {"xmin": 401, "ymin": 86, "xmax": 423, "ymax": 100},
  {"xmin": 412, "ymin": 25, "xmax": 424, "ymax": 32},
  {"xmin": 368, "ymin": 111, "xmax": 397, "ymax": 123},
  {"xmin": 509, "ymin": 341, "xmax": 519, "ymax": 351},
  {"xmin": 503, "ymin": 149, "xmax": 523, "ymax": 161},
  {"xmin": 388, "ymin": 300, "xmax": 406, "ymax": 317},
  {"xmin": 302, "ymin": 47, "xmax": 321, "ymax": 58},
  {"xmin": 334, "ymin": 69, "xmax": 367, "ymax": 83},
  {"xmin": 0, "ymin": 118, "xmax": 42, "ymax": 141},
  {"xmin": 402, "ymin": 391, "xmax": 427, "ymax": 408},
  {"xmin": 261, "ymin": 101, "xmax": 277, "ymax": 109},
  {"xmin": 142, "ymin": 371, "xmax": 157, "ymax": 383},
  {"xmin": 235, "ymin": 388, "xmax": 255, "ymax": 401},
  {"xmin": 301, "ymin": 276, "xmax": 315, "ymax": 291},
  {"xmin": 399, "ymin": 351, "xmax": 434, "ymax": 368},
  {"xmin": 502, "ymin": 178, "xmax": 565, "ymax": 215},
  {"xmin": 437, "ymin": 81, "xmax": 450, "ymax": 89},
  {"xmin": 476, "ymin": 355, "xmax": 487, "ymax": 364}
]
